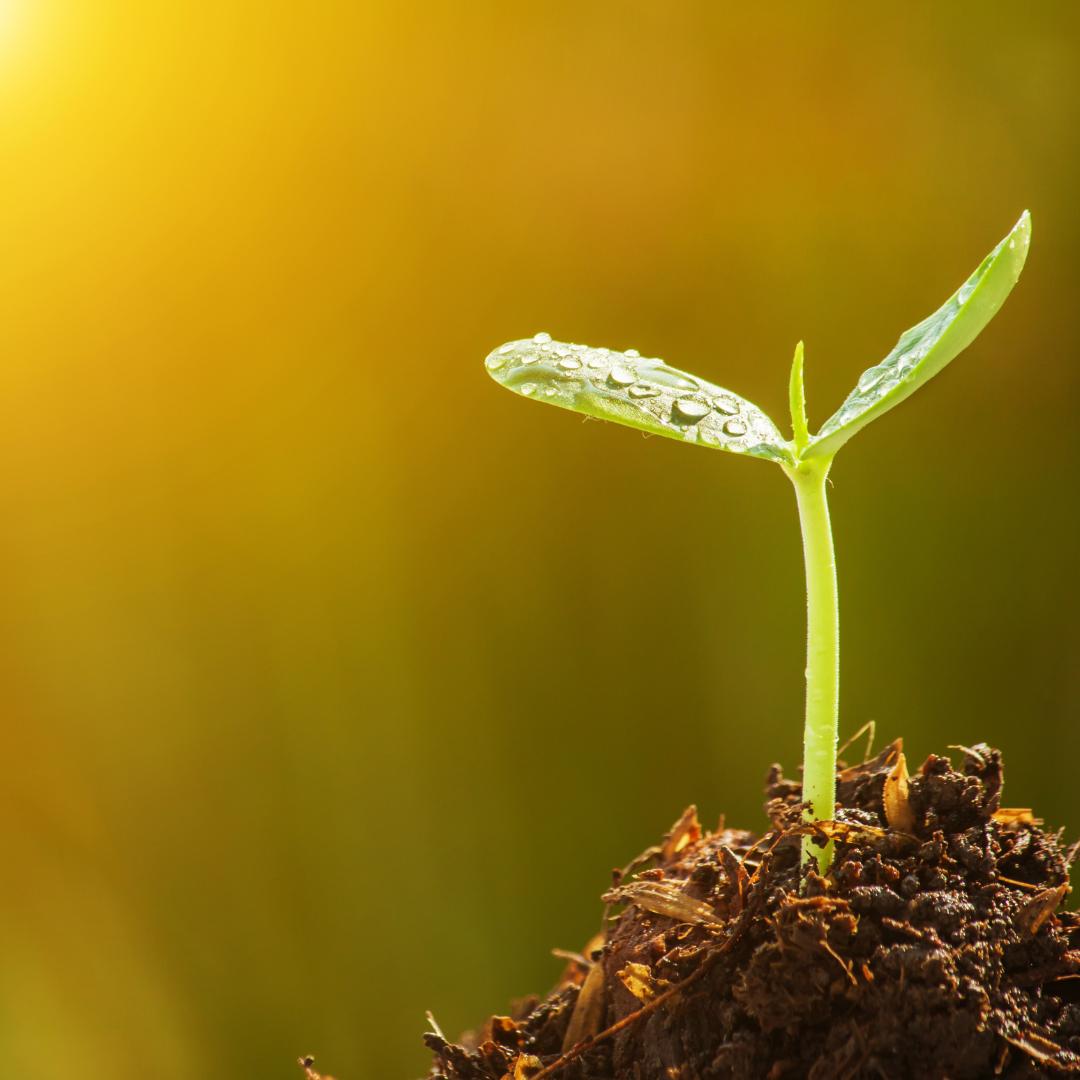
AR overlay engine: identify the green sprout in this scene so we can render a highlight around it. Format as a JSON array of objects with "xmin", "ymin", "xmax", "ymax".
[{"xmin": 484, "ymin": 211, "xmax": 1031, "ymax": 874}]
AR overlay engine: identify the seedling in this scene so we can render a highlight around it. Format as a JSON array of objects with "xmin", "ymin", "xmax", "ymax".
[{"xmin": 484, "ymin": 212, "xmax": 1030, "ymax": 873}]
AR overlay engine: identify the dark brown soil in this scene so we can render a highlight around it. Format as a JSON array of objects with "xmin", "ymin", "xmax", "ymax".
[{"xmin": 424, "ymin": 742, "xmax": 1080, "ymax": 1079}]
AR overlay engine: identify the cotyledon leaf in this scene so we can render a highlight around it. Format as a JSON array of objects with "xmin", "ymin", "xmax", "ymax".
[
  {"xmin": 484, "ymin": 334, "xmax": 792, "ymax": 464},
  {"xmin": 803, "ymin": 210, "xmax": 1031, "ymax": 460}
]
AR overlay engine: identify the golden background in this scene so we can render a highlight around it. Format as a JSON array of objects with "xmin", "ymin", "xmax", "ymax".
[{"xmin": 1, "ymin": 4, "xmax": 1078, "ymax": 1077}]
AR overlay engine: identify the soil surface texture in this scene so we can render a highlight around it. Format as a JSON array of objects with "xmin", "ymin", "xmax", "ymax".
[{"xmin": 424, "ymin": 741, "xmax": 1080, "ymax": 1079}]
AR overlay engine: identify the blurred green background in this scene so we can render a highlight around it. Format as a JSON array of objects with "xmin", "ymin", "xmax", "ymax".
[{"xmin": 1, "ymin": 3, "xmax": 1078, "ymax": 1077}]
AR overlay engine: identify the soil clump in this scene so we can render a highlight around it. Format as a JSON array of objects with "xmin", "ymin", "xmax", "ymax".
[{"xmin": 425, "ymin": 742, "xmax": 1080, "ymax": 1079}]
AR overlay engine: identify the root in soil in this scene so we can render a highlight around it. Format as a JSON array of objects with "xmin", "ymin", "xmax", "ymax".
[{"xmin": 424, "ymin": 741, "xmax": 1080, "ymax": 1079}]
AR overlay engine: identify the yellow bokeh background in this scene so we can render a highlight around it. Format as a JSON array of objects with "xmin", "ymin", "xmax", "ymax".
[{"xmin": 1, "ymin": 4, "xmax": 1078, "ymax": 1077}]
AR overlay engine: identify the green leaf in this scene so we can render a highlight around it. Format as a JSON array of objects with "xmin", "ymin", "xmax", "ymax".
[
  {"xmin": 788, "ymin": 341, "xmax": 809, "ymax": 453},
  {"xmin": 484, "ymin": 334, "xmax": 792, "ymax": 464},
  {"xmin": 803, "ymin": 210, "xmax": 1031, "ymax": 460}
]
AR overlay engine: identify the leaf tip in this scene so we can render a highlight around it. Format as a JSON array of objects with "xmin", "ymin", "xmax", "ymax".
[
  {"xmin": 792, "ymin": 341, "xmax": 805, "ymax": 375},
  {"xmin": 1016, "ymin": 208, "xmax": 1032, "ymax": 243},
  {"xmin": 483, "ymin": 340, "xmax": 515, "ymax": 382},
  {"xmin": 1010, "ymin": 209, "xmax": 1031, "ymax": 253},
  {"xmin": 1003, "ymin": 209, "xmax": 1032, "ymax": 281}
]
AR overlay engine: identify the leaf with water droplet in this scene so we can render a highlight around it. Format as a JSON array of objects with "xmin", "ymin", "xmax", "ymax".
[
  {"xmin": 803, "ymin": 211, "xmax": 1031, "ymax": 460},
  {"xmin": 484, "ymin": 337, "xmax": 792, "ymax": 464}
]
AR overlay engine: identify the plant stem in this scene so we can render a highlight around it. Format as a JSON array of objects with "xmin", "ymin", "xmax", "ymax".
[{"xmin": 784, "ymin": 455, "xmax": 839, "ymax": 874}]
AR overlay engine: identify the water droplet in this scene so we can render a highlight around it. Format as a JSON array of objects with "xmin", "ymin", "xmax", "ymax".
[
  {"xmin": 896, "ymin": 347, "xmax": 923, "ymax": 373},
  {"xmin": 498, "ymin": 343, "xmax": 514, "ymax": 355},
  {"xmin": 648, "ymin": 365, "xmax": 698, "ymax": 391},
  {"xmin": 532, "ymin": 331, "xmax": 552, "ymax": 344},
  {"xmin": 957, "ymin": 280, "xmax": 976, "ymax": 305},
  {"xmin": 672, "ymin": 398, "xmax": 710, "ymax": 423},
  {"xmin": 628, "ymin": 383, "xmax": 660, "ymax": 399},
  {"xmin": 857, "ymin": 366, "xmax": 886, "ymax": 392},
  {"xmin": 520, "ymin": 383, "xmax": 537, "ymax": 396},
  {"xmin": 558, "ymin": 357, "xmax": 582, "ymax": 370},
  {"xmin": 608, "ymin": 365, "xmax": 636, "ymax": 387},
  {"xmin": 712, "ymin": 396, "xmax": 738, "ymax": 415},
  {"xmin": 522, "ymin": 352, "xmax": 540, "ymax": 365},
  {"xmin": 543, "ymin": 387, "xmax": 558, "ymax": 397},
  {"xmin": 555, "ymin": 347, "xmax": 571, "ymax": 357},
  {"xmin": 486, "ymin": 352, "xmax": 507, "ymax": 371},
  {"xmin": 624, "ymin": 348, "xmax": 640, "ymax": 358},
  {"xmin": 723, "ymin": 419, "xmax": 747, "ymax": 437}
]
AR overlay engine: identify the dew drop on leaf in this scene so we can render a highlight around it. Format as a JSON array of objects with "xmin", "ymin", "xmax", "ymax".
[
  {"xmin": 649, "ymin": 365, "xmax": 699, "ymax": 391},
  {"xmin": 712, "ymin": 395, "xmax": 739, "ymax": 415},
  {"xmin": 723, "ymin": 418, "xmax": 748, "ymax": 436},
  {"xmin": 672, "ymin": 398, "xmax": 711, "ymax": 423},
  {"xmin": 532, "ymin": 331, "xmax": 552, "ymax": 344},
  {"xmin": 558, "ymin": 357, "xmax": 582, "ymax": 370},
  {"xmin": 608, "ymin": 365, "xmax": 636, "ymax": 387},
  {"xmin": 857, "ymin": 366, "xmax": 885, "ymax": 392}
]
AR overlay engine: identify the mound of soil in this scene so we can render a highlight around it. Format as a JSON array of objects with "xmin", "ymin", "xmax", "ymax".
[{"xmin": 424, "ymin": 741, "xmax": 1080, "ymax": 1079}]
